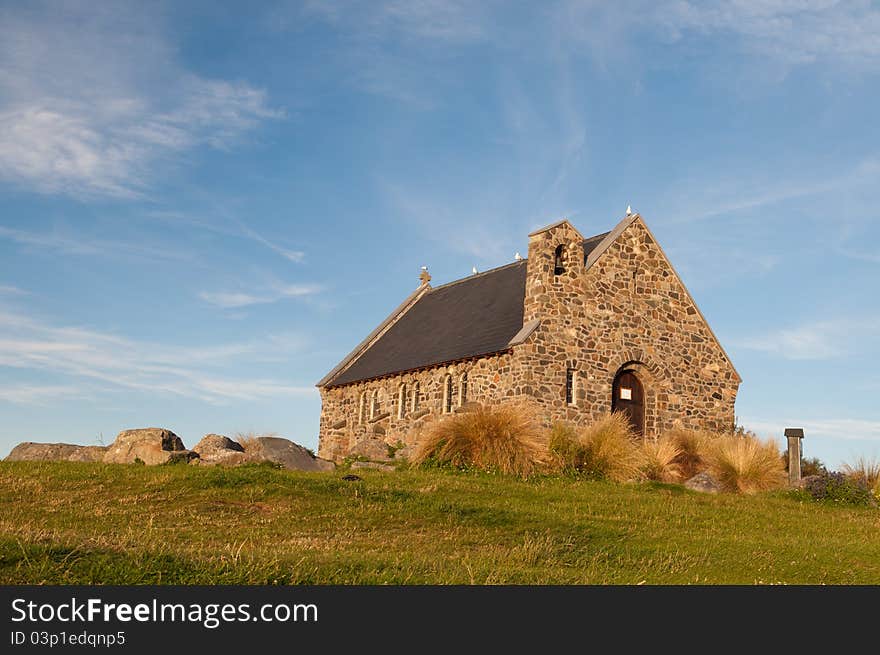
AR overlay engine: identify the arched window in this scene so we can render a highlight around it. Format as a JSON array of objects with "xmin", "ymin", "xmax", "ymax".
[
  {"xmin": 458, "ymin": 372, "xmax": 468, "ymax": 407},
  {"xmin": 554, "ymin": 244, "xmax": 565, "ymax": 275},
  {"xmin": 398, "ymin": 383, "xmax": 407, "ymax": 419},
  {"xmin": 358, "ymin": 391, "xmax": 367, "ymax": 424},
  {"xmin": 370, "ymin": 389, "xmax": 379, "ymax": 420},
  {"xmin": 443, "ymin": 374, "xmax": 453, "ymax": 414},
  {"xmin": 411, "ymin": 381, "xmax": 420, "ymax": 413}
]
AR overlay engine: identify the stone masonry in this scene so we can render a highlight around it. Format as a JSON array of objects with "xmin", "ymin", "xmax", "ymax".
[{"xmin": 317, "ymin": 214, "xmax": 741, "ymax": 462}]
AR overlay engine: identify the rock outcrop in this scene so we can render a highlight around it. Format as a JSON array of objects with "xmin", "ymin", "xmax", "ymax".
[
  {"xmin": 684, "ymin": 471, "xmax": 722, "ymax": 494},
  {"xmin": 243, "ymin": 436, "xmax": 335, "ymax": 472},
  {"xmin": 103, "ymin": 428, "xmax": 198, "ymax": 465},
  {"xmin": 192, "ymin": 434, "xmax": 245, "ymax": 465},
  {"xmin": 5, "ymin": 442, "xmax": 107, "ymax": 463}
]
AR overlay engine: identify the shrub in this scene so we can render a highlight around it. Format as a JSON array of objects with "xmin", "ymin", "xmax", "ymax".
[
  {"xmin": 841, "ymin": 457, "xmax": 880, "ymax": 498},
  {"xmin": 411, "ymin": 404, "xmax": 547, "ymax": 477},
  {"xmin": 781, "ymin": 452, "xmax": 827, "ymax": 477},
  {"xmin": 703, "ymin": 434, "xmax": 786, "ymax": 494},
  {"xmin": 548, "ymin": 422, "xmax": 587, "ymax": 472},
  {"xmin": 640, "ymin": 437, "xmax": 683, "ymax": 483},
  {"xmin": 802, "ymin": 471, "xmax": 875, "ymax": 507},
  {"xmin": 549, "ymin": 413, "xmax": 642, "ymax": 482}
]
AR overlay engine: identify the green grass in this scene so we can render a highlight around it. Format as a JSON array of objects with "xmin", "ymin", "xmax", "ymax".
[{"xmin": 1, "ymin": 461, "xmax": 878, "ymax": 584}]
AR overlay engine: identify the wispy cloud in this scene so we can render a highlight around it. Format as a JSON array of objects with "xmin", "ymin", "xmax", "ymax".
[
  {"xmin": 199, "ymin": 283, "xmax": 322, "ymax": 309},
  {"xmin": 556, "ymin": 1, "xmax": 880, "ymax": 72},
  {"xmin": 0, "ymin": 1, "xmax": 282, "ymax": 199},
  {"xmin": 744, "ymin": 417, "xmax": 880, "ymax": 443},
  {"xmin": 0, "ymin": 285, "xmax": 27, "ymax": 296},
  {"xmin": 740, "ymin": 317, "xmax": 880, "ymax": 360},
  {"xmin": 0, "ymin": 384, "xmax": 84, "ymax": 405},
  {"xmin": 0, "ymin": 309, "xmax": 316, "ymax": 404},
  {"xmin": 238, "ymin": 224, "xmax": 305, "ymax": 263},
  {"xmin": 0, "ymin": 224, "xmax": 193, "ymax": 262}
]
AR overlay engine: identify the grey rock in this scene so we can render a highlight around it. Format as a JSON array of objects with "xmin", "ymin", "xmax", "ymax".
[
  {"xmin": 5, "ymin": 442, "xmax": 107, "ymax": 463},
  {"xmin": 350, "ymin": 438, "xmax": 392, "ymax": 462},
  {"xmin": 192, "ymin": 434, "xmax": 245, "ymax": 465},
  {"xmin": 244, "ymin": 437, "xmax": 335, "ymax": 472},
  {"xmin": 103, "ymin": 428, "xmax": 194, "ymax": 465},
  {"xmin": 684, "ymin": 471, "xmax": 722, "ymax": 494}
]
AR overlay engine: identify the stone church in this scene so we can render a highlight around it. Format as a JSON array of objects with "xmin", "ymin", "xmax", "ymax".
[{"xmin": 316, "ymin": 212, "xmax": 741, "ymax": 462}]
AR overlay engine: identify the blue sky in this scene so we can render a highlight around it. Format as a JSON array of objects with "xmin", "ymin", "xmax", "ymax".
[{"xmin": 1, "ymin": 1, "xmax": 878, "ymax": 469}]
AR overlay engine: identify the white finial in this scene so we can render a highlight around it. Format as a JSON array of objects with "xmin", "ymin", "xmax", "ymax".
[
  {"xmin": 514, "ymin": 252, "xmax": 523, "ymax": 261},
  {"xmin": 626, "ymin": 205, "xmax": 632, "ymax": 216},
  {"xmin": 472, "ymin": 266, "xmax": 478, "ymax": 275}
]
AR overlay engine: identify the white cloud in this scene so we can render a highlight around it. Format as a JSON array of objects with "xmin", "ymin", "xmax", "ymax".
[
  {"xmin": 0, "ymin": 2, "xmax": 281, "ymax": 198},
  {"xmin": 0, "ymin": 285, "xmax": 27, "ymax": 296},
  {"xmin": 0, "ymin": 309, "xmax": 316, "ymax": 404},
  {"xmin": 199, "ymin": 283, "xmax": 322, "ymax": 308},
  {"xmin": 0, "ymin": 384, "xmax": 84, "ymax": 405},
  {"xmin": 740, "ymin": 317, "xmax": 880, "ymax": 360}
]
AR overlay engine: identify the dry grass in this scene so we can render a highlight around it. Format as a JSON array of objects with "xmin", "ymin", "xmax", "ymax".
[
  {"xmin": 411, "ymin": 404, "xmax": 547, "ymax": 477},
  {"xmin": 233, "ymin": 431, "xmax": 278, "ymax": 453},
  {"xmin": 703, "ymin": 434, "xmax": 786, "ymax": 494},
  {"xmin": 842, "ymin": 457, "xmax": 880, "ymax": 496},
  {"xmin": 664, "ymin": 428, "xmax": 714, "ymax": 480},
  {"xmin": 549, "ymin": 412, "xmax": 642, "ymax": 482},
  {"xmin": 640, "ymin": 437, "xmax": 684, "ymax": 483}
]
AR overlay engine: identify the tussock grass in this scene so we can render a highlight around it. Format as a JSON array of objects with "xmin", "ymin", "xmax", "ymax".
[
  {"xmin": 549, "ymin": 412, "xmax": 642, "ymax": 482},
  {"xmin": 640, "ymin": 437, "xmax": 684, "ymax": 483},
  {"xmin": 842, "ymin": 457, "xmax": 880, "ymax": 496},
  {"xmin": 703, "ymin": 434, "xmax": 786, "ymax": 494},
  {"xmin": 412, "ymin": 405, "xmax": 547, "ymax": 477},
  {"xmin": 664, "ymin": 428, "xmax": 713, "ymax": 480}
]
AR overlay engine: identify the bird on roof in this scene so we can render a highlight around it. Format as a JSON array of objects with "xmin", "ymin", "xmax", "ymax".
[
  {"xmin": 472, "ymin": 266, "xmax": 478, "ymax": 274},
  {"xmin": 514, "ymin": 252, "xmax": 523, "ymax": 261},
  {"xmin": 626, "ymin": 205, "xmax": 632, "ymax": 216}
]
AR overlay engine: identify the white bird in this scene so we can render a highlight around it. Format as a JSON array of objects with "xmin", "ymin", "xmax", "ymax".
[
  {"xmin": 421, "ymin": 265, "xmax": 428, "ymax": 270},
  {"xmin": 626, "ymin": 205, "xmax": 632, "ymax": 216},
  {"xmin": 514, "ymin": 252, "xmax": 523, "ymax": 261},
  {"xmin": 472, "ymin": 266, "xmax": 478, "ymax": 274}
]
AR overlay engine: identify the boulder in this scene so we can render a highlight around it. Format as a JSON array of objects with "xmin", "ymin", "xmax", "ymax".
[
  {"xmin": 5, "ymin": 442, "xmax": 107, "ymax": 463},
  {"xmin": 244, "ymin": 437, "xmax": 335, "ymax": 472},
  {"xmin": 350, "ymin": 438, "xmax": 392, "ymax": 462},
  {"xmin": 684, "ymin": 471, "xmax": 722, "ymax": 494},
  {"xmin": 192, "ymin": 434, "xmax": 245, "ymax": 465},
  {"xmin": 103, "ymin": 428, "xmax": 197, "ymax": 466}
]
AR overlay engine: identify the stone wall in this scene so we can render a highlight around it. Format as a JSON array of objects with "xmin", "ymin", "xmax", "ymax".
[
  {"xmin": 317, "ymin": 215, "xmax": 741, "ymax": 461},
  {"xmin": 317, "ymin": 351, "xmax": 531, "ymax": 462},
  {"xmin": 519, "ymin": 216, "xmax": 740, "ymax": 436}
]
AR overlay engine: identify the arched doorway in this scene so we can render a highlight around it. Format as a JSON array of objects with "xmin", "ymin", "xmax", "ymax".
[{"xmin": 612, "ymin": 369, "xmax": 645, "ymax": 437}]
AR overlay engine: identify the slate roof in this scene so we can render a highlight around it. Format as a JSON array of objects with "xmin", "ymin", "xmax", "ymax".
[
  {"xmin": 319, "ymin": 226, "xmax": 616, "ymax": 387},
  {"xmin": 324, "ymin": 260, "xmax": 528, "ymax": 387}
]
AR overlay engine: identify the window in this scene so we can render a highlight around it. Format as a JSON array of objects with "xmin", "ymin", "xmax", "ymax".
[
  {"xmin": 458, "ymin": 372, "xmax": 468, "ymax": 407},
  {"xmin": 370, "ymin": 389, "xmax": 379, "ymax": 420},
  {"xmin": 411, "ymin": 381, "xmax": 420, "ymax": 413},
  {"xmin": 565, "ymin": 368, "xmax": 576, "ymax": 406},
  {"xmin": 398, "ymin": 384, "xmax": 407, "ymax": 419},
  {"xmin": 358, "ymin": 392, "xmax": 367, "ymax": 424},
  {"xmin": 443, "ymin": 374, "xmax": 453, "ymax": 414},
  {"xmin": 554, "ymin": 244, "xmax": 565, "ymax": 275}
]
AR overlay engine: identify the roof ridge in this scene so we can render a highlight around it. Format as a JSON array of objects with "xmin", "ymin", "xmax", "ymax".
[{"xmin": 428, "ymin": 259, "xmax": 527, "ymax": 292}]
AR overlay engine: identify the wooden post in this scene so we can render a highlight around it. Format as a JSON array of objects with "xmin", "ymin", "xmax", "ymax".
[{"xmin": 784, "ymin": 428, "xmax": 804, "ymax": 485}]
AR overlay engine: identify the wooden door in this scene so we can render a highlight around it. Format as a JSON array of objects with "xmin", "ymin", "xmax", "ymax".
[{"xmin": 612, "ymin": 370, "xmax": 644, "ymax": 436}]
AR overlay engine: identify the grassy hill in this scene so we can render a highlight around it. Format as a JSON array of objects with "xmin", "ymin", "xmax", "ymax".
[{"xmin": 1, "ymin": 461, "xmax": 878, "ymax": 584}]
